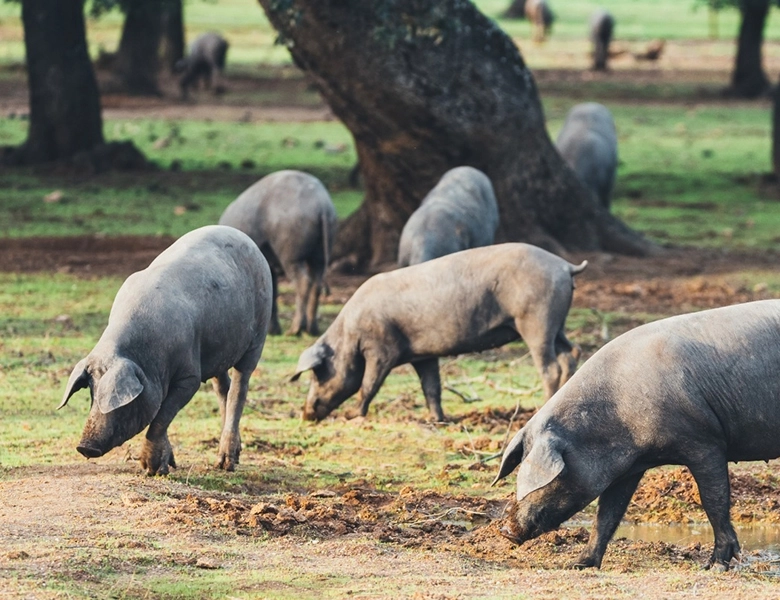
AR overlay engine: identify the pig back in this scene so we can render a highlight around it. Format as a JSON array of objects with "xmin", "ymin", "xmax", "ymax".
[{"xmin": 108, "ymin": 226, "xmax": 272, "ymax": 379}]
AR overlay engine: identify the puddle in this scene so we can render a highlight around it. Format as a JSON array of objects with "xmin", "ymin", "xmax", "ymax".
[{"xmin": 614, "ymin": 522, "xmax": 780, "ymax": 552}]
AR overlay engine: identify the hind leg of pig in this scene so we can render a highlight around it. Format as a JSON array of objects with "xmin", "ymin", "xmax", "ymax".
[
  {"xmin": 554, "ymin": 330, "xmax": 581, "ymax": 387},
  {"xmin": 358, "ymin": 354, "xmax": 396, "ymax": 417},
  {"xmin": 268, "ymin": 269, "xmax": 282, "ymax": 335},
  {"xmin": 287, "ymin": 263, "xmax": 313, "ymax": 336},
  {"xmin": 211, "ymin": 371, "xmax": 231, "ymax": 430},
  {"xmin": 304, "ymin": 263, "xmax": 325, "ymax": 336},
  {"xmin": 573, "ymin": 471, "xmax": 645, "ymax": 569},
  {"xmin": 217, "ymin": 345, "xmax": 264, "ymax": 471},
  {"xmin": 141, "ymin": 378, "xmax": 200, "ymax": 476},
  {"xmin": 688, "ymin": 455, "xmax": 740, "ymax": 570},
  {"xmin": 523, "ymin": 335, "xmax": 561, "ymax": 399},
  {"xmin": 412, "ymin": 358, "xmax": 445, "ymax": 422}
]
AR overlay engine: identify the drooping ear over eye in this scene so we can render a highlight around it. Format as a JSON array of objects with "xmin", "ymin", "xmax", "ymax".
[
  {"xmin": 59, "ymin": 358, "xmax": 91, "ymax": 410},
  {"xmin": 95, "ymin": 357, "xmax": 144, "ymax": 414},
  {"xmin": 290, "ymin": 343, "xmax": 331, "ymax": 382},
  {"xmin": 514, "ymin": 434, "xmax": 565, "ymax": 502}
]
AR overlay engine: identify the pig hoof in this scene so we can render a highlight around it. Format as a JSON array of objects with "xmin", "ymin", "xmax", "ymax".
[
  {"xmin": 216, "ymin": 456, "xmax": 238, "ymax": 471},
  {"xmin": 570, "ymin": 558, "xmax": 599, "ymax": 570}
]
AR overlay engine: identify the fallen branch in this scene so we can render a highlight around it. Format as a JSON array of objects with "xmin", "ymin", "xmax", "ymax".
[{"xmin": 444, "ymin": 385, "xmax": 481, "ymax": 403}]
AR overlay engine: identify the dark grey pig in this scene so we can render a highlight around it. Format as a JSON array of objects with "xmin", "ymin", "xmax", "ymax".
[
  {"xmin": 60, "ymin": 225, "xmax": 272, "ymax": 475},
  {"xmin": 556, "ymin": 102, "xmax": 617, "ymax": 209},
  {"xmin": 175, "ymin": 32, "xmax": 229, "ymax": 98},
  {"xmin": 219, "ymin": 169, "xmax": 337, "ymax": 336},
  {"xmin": 526, "ymin": 0, "xmax": 554, "ymax": 42},
  {"xmin": 293, "ymin": 243, "xmax": 585, "ymax": 422},
  {"xmin": 397, "ymin": 166, "xmax": 499, "ymax": 267},
  {"xmin": 590, "ymin": 10, "xmax": 614, "ymax": 71},
  {"xmin": 493, "ymin": 300, "xmax": 780, "ymax": 570}
]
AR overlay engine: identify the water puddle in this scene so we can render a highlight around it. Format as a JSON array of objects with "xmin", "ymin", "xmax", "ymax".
[{"xmin": 614, "ymin": 522, "xmax": 780, "ymax": 552}]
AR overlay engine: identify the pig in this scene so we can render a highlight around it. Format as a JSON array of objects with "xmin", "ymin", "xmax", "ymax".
[
  {"xmin": 397, "ymin": 166, "xmax": 499, "ymax": 267},
  {"xmin": 174, "ymin": 32, "xmax": 229, "ymax": 99},
  {"xmin": 556, "ymin": 103, "xmax": 618, "ymax": 210},
  {"xmin": 219, "ymin": 170, "xmax": 338, "ymax": 336},
  {"xmin": 292, "ymin": 243, "xmax": 586, "ymax": 422},
  {"xmin": 590, "ymin": 10, "xmax": 615, "ymax": 71},
  {"xmin": 59, "ymin": 225, "xmax": 272, "ymax": 475},
  {"xmin": 526, "ymin": 0, "xmax": 554, "ymax": 42},
  {"xmin": 492, "ymin": 300, "xmax": 780, "ymax": 570}
]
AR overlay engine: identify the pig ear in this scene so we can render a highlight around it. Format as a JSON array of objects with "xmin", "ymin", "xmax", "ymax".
[
  {"xmin": 290, "ymin": 343, "xmax": 330, "ymax": 382},
  {"xmin": 95, "ymin": 358, "xmax": 144, "ymax": 414},
  {"xmin": 515, "ymin": 435, "xmax": 565, "ymax": 502},
  {"xmin": 59, "ymin": 358, "xmax": 90, "ymax": 410},
  {"xmin": 491, "ymin": 429, "xmax": 525, "ymax": 486}
]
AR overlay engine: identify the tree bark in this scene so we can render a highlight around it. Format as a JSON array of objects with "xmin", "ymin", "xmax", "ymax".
[
  {"xmin": 16, "ymin": 0, "xmax": 104, "ymax": 163},
  {"xmin": 161, "ymin": 0, "xmax": 185, "ymax": 73},
  {"xmin": 773, "ymin": 76, "xmax": 780, "ymax": 178},
  {"xmin": 112, "ymin": 0, "xmax": 164, "ymax": 95},
  {"xmin": 259, "ymin": 0, "xmax": 655, "ymax": 269},
  {"xmin": 728, "ymin": 0, "xmax": 770, "ymax": 98}
]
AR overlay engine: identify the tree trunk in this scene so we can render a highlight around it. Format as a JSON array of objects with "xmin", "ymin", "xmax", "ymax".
[
  {"xmin": 112, "ymin": 0, "xmax": 164, "ymax": 95},
  {"xmin": 729, "ymin": 0, "xmax": 770, "ymax": 98},
  {"xmin": 773, "ymin": 76, "xmax": 780, "ymax": 178},
  {"xmin": 259, "ymin": 0, "xmax": 655, "ymax": 270},
  {"xmin": 161, "ymin": 0, "xmax": 185, "ymax": 73},
  {"xmin": 16, "ymin": 0, "xmax": 104, "ymax": 163}
]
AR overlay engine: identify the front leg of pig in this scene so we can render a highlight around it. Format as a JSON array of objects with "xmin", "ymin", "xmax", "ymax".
[
  {"xmin": 412, "ymin": 358, "xmax": 446, "ymax": 422},
  {"xmin": 573, "ymin": 471, "xmax": 645, "ymax": 569},
  {"xmin": 141, "ymin": 378, "xmax": 200, "ymax": 476}
]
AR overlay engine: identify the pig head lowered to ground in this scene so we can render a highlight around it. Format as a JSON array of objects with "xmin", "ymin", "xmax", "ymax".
[
  {"xmin": 293, "ymin": 243, "xmax": 586, "ymax": 422},
  {"xmin": 493, "ymin": 300, "xmax": 780, "ymax": 570},
  {"xmin": 60, "ymin": 225, "xmax": 272, "ymax": 475}
]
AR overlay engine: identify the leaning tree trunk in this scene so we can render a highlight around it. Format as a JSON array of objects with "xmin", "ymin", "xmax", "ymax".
[
  {"xmin": 729, "ymin": 0, "xmax": 771, "ymax": 98},
  {"xmin": 259, "ymin": 0, "xmax": 654, "ymax": 269},
  {"xmin": 15, "ymin": 0, "xmax": 104, "ymax": 163},
  {"xmin": 160, "ymin": 0, "xmax": 185, "ymax": 73},
  {"xmin": 772, "ymin": 77, "xmax": 780, "ymax": 178},
  {"xmin": 112, "ymin": 0, "xmax": 164, "ymax": 95}
]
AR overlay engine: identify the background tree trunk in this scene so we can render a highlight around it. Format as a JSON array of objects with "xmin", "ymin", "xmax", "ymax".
[
  {"xmin": 729, "ymin": 0, "xmax": 770, "ymax": 98},
  {"xmin": 259, "ymin": 0, "xmax": 654, "ymax": 269},
  {"xmin": 772, "ymin": 76, "xmax": 780, "ymax": 177},
  {"xmin": 160, "ymin": 0, "xmax": 185, "ymax": 74},
  {"xmin": 16, "ymin": 0, "xmax": 104, "ymax": 163},
  {"xmin": 112, "ymin": 0, "xmax": 164, "ymax": 95}
]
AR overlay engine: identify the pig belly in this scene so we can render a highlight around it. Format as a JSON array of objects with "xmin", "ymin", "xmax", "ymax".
[{"xmin": 408, "ymin": 326, "xmax": 520, "ymax": 360}]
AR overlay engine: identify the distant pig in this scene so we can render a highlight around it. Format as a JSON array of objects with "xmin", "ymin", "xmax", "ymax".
[
  {"xmin": 175, "ymin": 32, "xmax": 229, "ymax": 99},
  {"xmin": 526, "ymin": 0, "xmax": 554, "ymax": 42},
  {"xmin": 219, "ymin": 170, "xmax": 338, "ymax": 336},
  {"xmin": 590, "ymin": 10, "xmax": 615, "ymax": 71},
  {"xmin": 293, "ymin": 244, "xmax": 585, "ymax": 422},
  {"xmin": 556, "ymin": 103, "xmax": 618, "ymax": 209},
  {"xmin": 60, "ymin": 225, "xmax": 272, "ymax": 475},
  {"xmin": 493, "ymin": 300, "xmax": 780, "ymax": 570},
  {"xmin": 397, "ymin": 166, "xmax": 499, "ymax": 267}
]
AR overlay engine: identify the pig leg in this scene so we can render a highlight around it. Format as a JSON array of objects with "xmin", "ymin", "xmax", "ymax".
[
  {"xmin": 288, "ymin": 263, "xmax": 314, "ymax": 336},
  {"xmin": 140, "ymin": 377, "xmax": 200, "ymax": 476},
  {"xmin": 554, "ymin": 330, "xmax": 581, "ymax": 388},
  {"xmin": 211, "ymin": 371, "xmax": 231, "ymax": 429},
  {"xmin": 519, "ymin": 321, "xmax": 561, "ymax": 399},
  {"xmin": 304, "ymin": 263, "xmax": 325, "ymax": 336},
  {"xmin": 688, "ymin": 457, "xmax": 740, "ymax": 569},
  {"xmin": 573, "ymin": 471, "xmax": 645, "ymax": 569},
  {"xmin": 217, "ymin": 344, "xmax": 264, "ymax": 471},
  {"xmin": 358, "ymin": 353, "xmax": 397, "ymax": 417},
  {"xmin": 268, "ymin": 269, "xmax": 282, "ymax": 336},
  {"xmin": 412, "ymin": 358, "xmax": 445, "ymax": 422}
]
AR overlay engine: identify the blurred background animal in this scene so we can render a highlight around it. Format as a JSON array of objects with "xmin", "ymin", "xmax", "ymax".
[
  {"xmin": 526, "ymin": 0, "xmax": 554, "ymax": 42},
  {"xmin": 591, "ymin": 9, "xmax": 615, "ymax": 71},
  {"xmin": 397, "ymin": 166, "xmax": 499, "ymax": 267},
  {"xmin": 175, "ymin": 32, "xmax": 229, "ymax": 99},
  {"xmin": 219, "ymin": 170, "xmax": 337, "ymax": 336},
  {"xmin": 556, "ymin": 102, "xmax": 618, "ymax": 210}
]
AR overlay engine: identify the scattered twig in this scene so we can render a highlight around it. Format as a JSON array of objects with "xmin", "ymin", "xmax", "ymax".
[
  {"xmin": 485, "ymin": 382, "xmax": 542, "ymax": 397},
  {"xmin": 444, "ymin": 385, "xmax": 481, "ymax": 403},
  {"xmin": 480, "ymin": 395, "xmax": 525, "ymax": 464},
  {"xmin": 407, "ymin": 506, "xmax": 488, "ymax": 525}
]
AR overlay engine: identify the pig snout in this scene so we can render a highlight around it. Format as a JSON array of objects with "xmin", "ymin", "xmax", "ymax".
[
  {"xmin": 76, "ymin": 443, "xmax": 105, "ymax": 459},
  {"xmin": 302, "ymin": 398, "xmax": 332, "ymax": 422}
]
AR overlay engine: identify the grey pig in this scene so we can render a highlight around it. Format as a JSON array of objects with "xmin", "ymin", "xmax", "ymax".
[
  {"xmin": 493, "ymin": 300, "xmax": 780, "ymax": 570},
  {"xmin": 60, "ymin": 225, "xmax": 272, "ymax": 475},
  {"xmin": 397, "ymin": 166, "xmax": 499, "ymax": 267},
  {"xmin": 219, "ymin": 170, "xmax": 337, "ymax": 337},
  {"xmin": 590, "ymin": 10, "xmax": 614, "ymax": 71},
  {"xmin": 556, "ymin": 102, "xmax": 617, "ymax": 209},
  {"xmin": 293, "ymin": 243, "xmax": 585, "ymax": 422},
  {"xmin": 526, "ymin": 0, "xmax": 554, "ymax": 42},
  {"xmin": 174, "ymin": 32, "xmax": 229, "ymax": 99}
]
